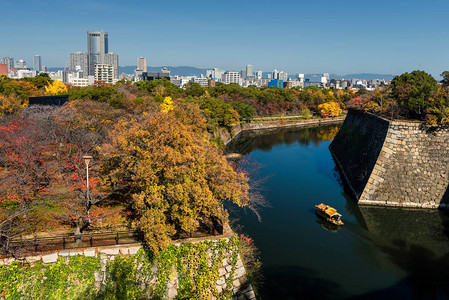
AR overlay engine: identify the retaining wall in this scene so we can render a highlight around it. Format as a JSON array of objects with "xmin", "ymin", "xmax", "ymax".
[
  {"xmin": 330, "ymin": 110, "xmax": 449, "ymax": 208},
  {"xmin": 0, "ymin": 237, "xmax": 256, "ymax": 300}
]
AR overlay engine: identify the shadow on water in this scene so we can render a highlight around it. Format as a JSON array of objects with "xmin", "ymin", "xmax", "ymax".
[
  {"xmin": 226, "ymin": 125, "xmax": 341, "ymax": 156},
  {"xmin": 260, "ymin": 265, "xmax": 345, "ymax": 300}
]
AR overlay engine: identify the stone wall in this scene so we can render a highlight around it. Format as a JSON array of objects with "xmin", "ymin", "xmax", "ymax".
[
  {"xmin": 223, "ymin": 117, "xmax": 345, "ymax": 146},
  {"xmin": 330, "ymin": 110, "xmax": 449, "ymax": 208},
  {"xmin": 0, "ymin": 238, "xmax": 256, "ymax": 300}
]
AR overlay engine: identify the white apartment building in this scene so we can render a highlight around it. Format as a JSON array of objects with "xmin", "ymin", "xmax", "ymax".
[
  {"xmin": 193, "ymin": 76, "xmax": 209, "ymax": 87},
  {"xmin": 95, "ymin": 64, "xmax": 114, "ymax": 84},
  {"xmin": 225, "ymin": 71, "xmax": 241, "ymax": 85},
  {"xmin": 68, "ymin": 74, "xmax": 95, "ymax": 87}
]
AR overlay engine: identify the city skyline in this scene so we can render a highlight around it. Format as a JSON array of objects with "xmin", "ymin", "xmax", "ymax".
[{"xmin": 1, "ymin": 0, "xmax": 448, "ymax": 77}]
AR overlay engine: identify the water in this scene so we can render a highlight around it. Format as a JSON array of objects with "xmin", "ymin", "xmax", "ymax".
[{"xmin": 227, "ymin": 125, "xmax": 449, "ymax": 300}]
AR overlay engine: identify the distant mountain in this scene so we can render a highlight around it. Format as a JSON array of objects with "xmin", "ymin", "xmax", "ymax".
[
  {"xmin": 341, "ymin": 73, "xmax": 395, "ymax": 80},
  {"xmin": 44, "ymin": 66, "xmax": 395, "ymax": 81},
  {"xmin": 119, "ymin": 66, "xmax": 208, "ymax": 77}
]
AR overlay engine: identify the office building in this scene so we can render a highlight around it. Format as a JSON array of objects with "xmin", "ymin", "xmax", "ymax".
[
  {"xmin": 272, "ymin": 69, "xmax": 279, "ymax": 80},
  {"xmin": 87, "ymin": 31, "xmax": 108, "ymax": 75},
  {"xmin": 42, "ymin": 66, "xmax": 47, "ymax": 72},
  {"xmin": 105, "ymin": 53, "xmax": 119, "ymax": 79},
  {"xmin": 256, "ymin": 70, "xmax": 263, "ymax": 80},
  {"xmin": 240, "ymin": 70, "xmax": 247, "ymax": 79},
  {"xmin": 69, "ymin": 52, "xmax": 89, "ymax": 74},
  {"xmin": 0, "ymin": 64, "xmax": 8, "ymax": 76},
  {"xmin": 94, "ymin": 64, "xmax": 114, "ymax": 84},
  {"xmin": 225, "ymin": 71, "xmax": 241, "ymax": 85},
  {"xmin": 137, "ymin": 57, "xmax": 147, "ymax": 72},
  {"xmin": 15, "ymin": 59, "xmax": 27, "ymax": 69},
  {"xmin": 142, "ymin": 71, "xmax": 170, "ymax": 81},
  {"xmin": 268, "ymin": 79, "xmax": 283, "ymax": 88},
  {"xmin": 1, "ymin": 57, "xmax": 14, "ymax": 70},
  {"xmin": 246, "ymin": 65, "xmax": 253, "ymax": 78},
  {"xmin": 193, "ymin": 76, "xmax": 208, "ymax": 87},
  {"xmin": 279, "ymin": 71, "xmax": 288, "ymax": 82},
  {"xmin": 206, "ymin": 68, "xmax": 225, "ymax": 81},
  {"xmin": 33, "ymin": 55, "xmax": 41, "ymax": 72}
]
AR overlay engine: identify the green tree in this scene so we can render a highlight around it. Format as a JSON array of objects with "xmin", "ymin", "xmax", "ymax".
[
  {"xmin": 391, "ymin": 70, "xmax": 438, "ymax": 117},
  {"xmin": 184, "ymin": 81, "xmax": 205, "ymax": 97}
]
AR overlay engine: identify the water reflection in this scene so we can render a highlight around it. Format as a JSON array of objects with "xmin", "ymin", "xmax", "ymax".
[
  {"xmin": 227, "ymin": 125, "xmax": 340, "ymax": 155},
  {"xmin": 228, "ymin": 124, "xmax": 449, "ymax": 299}
]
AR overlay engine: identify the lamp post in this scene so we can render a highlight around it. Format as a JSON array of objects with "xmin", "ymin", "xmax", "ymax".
[{"xmin": 82, "ymin": 156, "xmax": 92, "ymax": 213}]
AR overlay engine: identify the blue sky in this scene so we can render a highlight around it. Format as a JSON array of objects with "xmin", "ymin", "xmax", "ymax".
[{"xmin": 1, "ymin": 0, "xmax": 449, "ymax": 76}]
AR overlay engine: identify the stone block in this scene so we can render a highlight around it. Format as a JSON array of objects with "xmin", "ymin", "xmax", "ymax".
[
  {"xmin": 168, "ymin": 287, "xmax": 177, "ymax": 299},
  {"xmin": 94, "ymin": 270, "xmax": 103, "ymax": 282},
  {"xmin": 233, "ymin": 279, "xmax": 241, "ymax": 288},
  {"xmin": 225, "ymin": 265, "xmax": 233, "ymax": 273},
  {"xmin": 58, "ymin": 251, "xmax": 70, "ymax": 257},
  {"xmin": 128, "ymin": 245, "xmax": 141, "ymax": 255},
  {"xmin": 245, "ymin": 290, "xmax": 256, "ymax": 300},
  {"xmin": 70, "ymin": 250, "xmax": 83, "ymax": 256},
  {"xmin": 216, "ymin": 277, "xmax": 226, "ymax": 285},
  {"xmin": 42, "ymin": 253, "xmax": 58, "ymax": 264},
  {"xmin": 119, "ymin": 247, "xmax": 129, "ymax": 256},
  {"xmin": 26, "ymin": 255, "xmax": 42, "ymax": 263},
  {"xmin": 84, "ymin": 248, "xmax": 96, "ymax": 257},
  {"xmin": 100, "ymin": 248, "xmax": 120, "ymax": 256},
  {"xmin": 233, "ymin": 267, "xmax": 246, "ymax": 279},
  {"xmin": 218, "ymin": 267, "xmax": 226, "ymax": 276}
]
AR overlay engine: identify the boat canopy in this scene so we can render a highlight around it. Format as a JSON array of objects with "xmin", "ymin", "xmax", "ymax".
[{"xmin": 316, "ymin": 203, "xmax": 342, "ymax": 218}]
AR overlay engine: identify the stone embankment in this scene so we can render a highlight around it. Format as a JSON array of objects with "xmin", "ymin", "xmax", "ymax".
[
  {"xmin": 220, "ymin": 117, "xmax": 345, "ymax": 146},
  {"xmin": 330, "ymin": 109, "xmax": 449, "ymax": 209},
  {"xmin": 0, "ymin": 236, "xmax": 256, "ymax": 300}
]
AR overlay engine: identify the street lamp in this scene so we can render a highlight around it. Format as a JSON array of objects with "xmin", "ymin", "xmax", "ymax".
[{"xmin": 83, "ymin": 155, "xmax": 93, "ymax": 213}]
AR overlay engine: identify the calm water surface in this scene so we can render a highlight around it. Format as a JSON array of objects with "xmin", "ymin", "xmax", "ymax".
[{"xmin": 227, "ymin": 125, "xmax": 449, "ymax": 300}]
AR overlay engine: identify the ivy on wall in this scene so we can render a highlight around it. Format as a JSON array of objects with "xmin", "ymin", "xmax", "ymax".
[{"xmin": 0, "ymin": 236, "xmax": 242, "ymax": 300}]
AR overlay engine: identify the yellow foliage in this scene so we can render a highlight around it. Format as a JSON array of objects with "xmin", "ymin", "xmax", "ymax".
[
  {"xmin": 317, "ymin": 101, "xmax": 342, "ymax": 117},
  {"xmin": 160, "ymin": 96, "xmax": 174, "ymax": 113},
  {"xmin": 0, "ymin": 95, "xmax": 27, "ymax": 115},
  {"xmin": 44, "ymin": 80, "xmax": 68, "ymax": 96}
]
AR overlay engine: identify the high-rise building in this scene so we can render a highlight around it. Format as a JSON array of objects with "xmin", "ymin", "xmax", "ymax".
[
  {"xmin": 69, "ymin": 52, "xmax": 89, "ymax": 74},
  {"xmin": 137, "ymin": 57, "xmax": 147, "ymax": 72},
  {"xmin": 272, "ymin": 69, "xmax": 279, "ymax": 80},
  {"xmin": 33, "ymin": 55, "xmax": 41, "ymax": 72},
  {"xmin": 105, "ymin": 53, "xmax": 119, "ymax": 79},
  {"xmin": 246, "ymin": 65, "xmax": 253, "ymax": 78},
  {"xmin": 1, "ymin": 57, "xmax": 14, "ymax": 70},
  {"xmin": 225, "ymin": 71, "xmax": 241, "ymax": 85},
  {"xmin": 15, "ymin": 59, "xmax": 26, "ymax": 69},
  {"xmin": 94, "ymin": 64, "xmax": 114, "ymax": 84},
  {"xmin": 0, "ymin": 64, "xmax": 8, "ymax": 76},
  {"xmin": 279, "ymin": 71, "xmax": 288, "ymax": 82},
  {"xmin": 256, "ymin": 70, "xmax": 263, "ymax": 80},
  {"xmin": 87, "ymin": 31, "xmax": 108, "ymax": 75},
  {"xmin": 206, "ymin": 68, "xmax": 225, "ymax": 81},
  {"xmin": 240, "ymin": 70, "xmax": 247, "ymax": 79}
]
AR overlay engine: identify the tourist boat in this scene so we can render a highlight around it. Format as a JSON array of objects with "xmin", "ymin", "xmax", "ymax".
[{"xmin": 315, "ymin": 203, "xmax": 344, "ymax": 226}]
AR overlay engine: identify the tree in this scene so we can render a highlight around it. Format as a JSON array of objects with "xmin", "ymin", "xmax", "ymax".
[
  {"xmin": 317, "ymin": 102, "xmax": 342, "ymax": 117},
  {"xmin": 184, "ymin": 81, "xmax": 205, "ymax": 97},
  {"xmin": 100, "ymin": 106, "xmax": 250, "ymax": 255},
  {"xmin": 45, "ymin": 80, "xmax": 68, "ymax": 96},
  {"xmin": 0, "ymin": 115, "xmax": 53, "ymax": 255},
  {"xmin": 391, "ymin": 70, "xmax": 438, "ymax": 117},
  {"xmin": 440, "ymin": 71, "xmax": 449, "ymax": 87}
]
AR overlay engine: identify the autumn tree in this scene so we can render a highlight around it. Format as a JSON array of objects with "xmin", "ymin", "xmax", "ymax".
[
  {"xmin": 317, "ymin": 102, "xmax": 342, "ymax": 117},
  {"xmin": 100, "ymin": 104, "xmax": 250, "ymax": 255},
  {"xmin": 0, "ymin": 113, "xmax": 54, "ymax": 254},
  {"xmin": 45, "ymin": 79, "xmax": 68, "ymax": 96}
]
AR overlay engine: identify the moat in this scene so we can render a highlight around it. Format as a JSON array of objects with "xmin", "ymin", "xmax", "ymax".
[{"xmin": 228, "ymin": 125, "xmax": 449, "ymax": 300}]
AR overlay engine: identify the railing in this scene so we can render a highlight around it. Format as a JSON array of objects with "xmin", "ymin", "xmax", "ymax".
[{"xmin": 0, "ymin": 223, "xmax": 223, "ymax": 256}]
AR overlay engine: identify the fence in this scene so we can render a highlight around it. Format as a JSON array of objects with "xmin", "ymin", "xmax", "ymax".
[{"xmin": 0, "ymin": 223, "xmax": 223, "ymax": 257}]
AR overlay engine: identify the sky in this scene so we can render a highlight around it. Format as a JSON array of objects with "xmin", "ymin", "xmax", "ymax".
[{"xmin": 1, "ymin": 0, "xmax": 449, "ymax": 77}]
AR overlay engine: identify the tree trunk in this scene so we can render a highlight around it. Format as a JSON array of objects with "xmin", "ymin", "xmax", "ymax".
[{"xmin": 74, "ymin": 218, "xmax": 83, "ymax": 246}]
